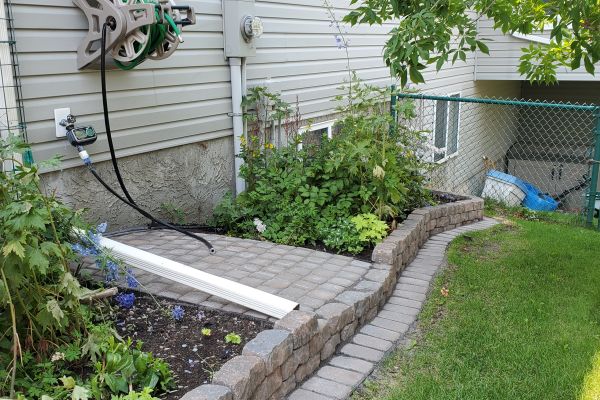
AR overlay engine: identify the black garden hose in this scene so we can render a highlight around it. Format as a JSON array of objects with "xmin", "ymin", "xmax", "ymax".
[{"xmin": 88, "ymin": 21, "xmax": 214, "ymax": 253}]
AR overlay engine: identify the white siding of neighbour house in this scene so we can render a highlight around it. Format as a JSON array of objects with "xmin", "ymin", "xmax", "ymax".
[
  {"xmin": 475, "ymin": 17, "xmax": 600, "ymax": 81},
  {"xmin": 11, "ymin": 0, "xmax": 524, "ymax": 173}
]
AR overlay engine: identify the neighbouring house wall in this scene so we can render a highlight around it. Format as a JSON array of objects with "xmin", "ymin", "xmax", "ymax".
[
  {"xmin": 419, "ymin": 80, "xmax": 522, "ymax": 195},
  {"xmin": 41, "ymin": 136, "xmax": 234, "ymax": 229},
  {"xmin": 475, "ymin": 17, "xmax": 600, "ymax": 82}
]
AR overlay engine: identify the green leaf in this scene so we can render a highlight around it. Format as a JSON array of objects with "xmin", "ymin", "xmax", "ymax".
[
  {"xmin": 436, "ymin": 56, "xmax": 445, "ymax": 71},
  {"xmin": 476, "ymin": 41, "xmax": 490, "ymax": 55},
  {"xmin": 408, "ymin": 67, "xmax": 425, "ymax": 84},
  {"xmin": 28, "ymin": 248, "xmax": 50, "ymax": 274},
  {"xmin": 2, "ymin": 240, "xmax": 25, "ymax": 259},
  {"xmin": 46, "ymin": 299, "xmax": 65, "ymax": 322},
  {"xmin": 71, "ymin": 386, "xmax": 90, "ymax": 400},
  {"xmin": 584, "ymin": 56, "xmax": 595, "ymax": 75},
  {"xmin": 61, "ymin": 376, "xmax": 76, "ymax": 389}
]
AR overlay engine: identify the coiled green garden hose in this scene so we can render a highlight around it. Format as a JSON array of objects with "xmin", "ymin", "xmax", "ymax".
[{"xmin": 114, "ymin": 0, "xmax": 182, "ymax": 70}]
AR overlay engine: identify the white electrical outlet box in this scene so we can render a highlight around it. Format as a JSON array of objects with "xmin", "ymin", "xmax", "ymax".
[{"xmin": 54, "ymin": 108, "xmax": 71, "ymax": 138}]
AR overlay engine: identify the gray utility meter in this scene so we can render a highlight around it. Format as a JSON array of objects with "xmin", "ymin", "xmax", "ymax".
[{"xmin": 223, "ymin": 0, "xmax": 263, "ymax": 57}]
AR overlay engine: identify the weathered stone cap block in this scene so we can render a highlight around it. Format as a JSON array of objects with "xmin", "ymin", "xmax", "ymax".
[
  {"xmin": 273, "ymin": 310, "xmax": 318, "ymax": 349},
  {"xmin": 242, "ymin": 329, "xmax": 293, "ymax": 375},
  {"xmin": 212, "ymin": 356, "xmax": 266, "ymax": 400},
  {"xmin": 179, "ymin": 385, "xmax": 233, "ymax": 400}
]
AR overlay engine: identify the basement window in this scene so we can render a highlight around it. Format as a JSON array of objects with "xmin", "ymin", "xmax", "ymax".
[
  {"xmin": 433, "ymin": 93, "xmax": 460, "ymax": 163},
  {"xmin": 298, "ymin": 120, "xmax": 335, "ymax": 150}
]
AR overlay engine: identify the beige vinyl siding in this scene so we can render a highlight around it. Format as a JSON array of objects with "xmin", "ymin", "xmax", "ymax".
[
  {"xmin": 247, "ymin": 1, "xmax": 490, "ymax": 121},
  {"xmin": 13, "ymin": 0, "xmax": 232, "ymax": 170},
  {"xmin": 475, "ymin": 17, "xmax": 600, "ymax": 81},
  {"xmin": 11, "ymin": 0, "xmax": 523, "ymax": 175}
]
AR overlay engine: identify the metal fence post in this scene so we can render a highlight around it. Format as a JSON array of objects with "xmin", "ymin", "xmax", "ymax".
[
  {"xmin": 389, "ymin": 84, "xmax": 397, "ymax": 138},
  {"xmin": 586, "ymin": 107, "xmax": 600, "ymax": 228}
]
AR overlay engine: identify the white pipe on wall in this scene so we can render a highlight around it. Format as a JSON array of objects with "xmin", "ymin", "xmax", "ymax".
[
  {"xmin": 97, "ymin": 234, "xmax": 299, "ymax": 319},
  {"xmin": 230, "ymin": 57, "xmax": 246, "ymax": 196}
]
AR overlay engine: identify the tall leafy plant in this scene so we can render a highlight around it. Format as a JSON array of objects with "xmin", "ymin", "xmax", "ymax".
[{"xmin": 0, "ymin": 135, "xmax": 87, "ymax": 397}]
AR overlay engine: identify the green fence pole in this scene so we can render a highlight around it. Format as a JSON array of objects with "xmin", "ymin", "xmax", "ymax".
[
  {"xmin": 586, "ymin": 107, "xmax": 600, "ymax": 228},
  {"xmin": 389, "ymin": 84, "xmax": 397, "ymax": 138}
]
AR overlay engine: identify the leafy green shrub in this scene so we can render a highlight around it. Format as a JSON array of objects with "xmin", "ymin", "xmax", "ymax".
[
  {"xmin": 320, "ymin": 218, "xmax": 364, "ymax": 254},
  {"xmin": 212, "ymin": 78, "xmax": 430, "ymax": 254},
  {"xmin": 89, "ymin": 337, "xmax": 173, "ymax": 398},
  {"xmin": 0, "ymin": 136, "xmax": 173, "ymax": 399},
  {"xmin": 351, "ymin": 213, "xmax": 389, "ymax": 244}
]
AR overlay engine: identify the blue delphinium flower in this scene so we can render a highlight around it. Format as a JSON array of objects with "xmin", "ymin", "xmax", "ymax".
[
  {"xmin": 116, "ymin": 292, "xmax": 135, "ymax": 309},
  {"xmin": 71, "ymin": 243, "xmax": 95, "ymax": 257},
  {"xmin": 126, "ymin": 269, "xmax": 138, "ymax": 288},
  {"xmin": 172, "ymin": 305, "xmax": 185, "ymax": 321},
  {"xmin": 103, "ymin": 260, "xmax": 119, "ymax": 283}
]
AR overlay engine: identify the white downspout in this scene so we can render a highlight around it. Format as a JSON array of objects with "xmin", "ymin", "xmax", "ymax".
[{"xmin": 230, "ymin": 57, "xmax": 246, "ymax": 196}]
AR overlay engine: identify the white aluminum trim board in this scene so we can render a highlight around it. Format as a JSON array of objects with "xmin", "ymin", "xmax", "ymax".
[{"xmin": 98, "ymin": 235, "xmax": 299, "ymax": 319}]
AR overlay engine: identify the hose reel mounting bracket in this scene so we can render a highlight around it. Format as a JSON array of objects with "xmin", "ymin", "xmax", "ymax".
[{"xmin": 73, "ymin": 0, "xmax": 196, "ymax": 70}]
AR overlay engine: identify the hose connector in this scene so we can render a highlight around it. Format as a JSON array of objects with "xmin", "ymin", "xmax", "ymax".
[{"xmin": 77, "ymin": 145, "xmax": 92, "ymax": 166}]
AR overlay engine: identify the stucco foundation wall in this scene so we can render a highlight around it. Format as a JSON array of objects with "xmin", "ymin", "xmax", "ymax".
[{"xmin": 41, "ymin": 136, "xmax": 234, "ymax": 230}]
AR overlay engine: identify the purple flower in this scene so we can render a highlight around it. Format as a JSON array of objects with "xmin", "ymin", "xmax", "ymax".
[
  {"xmin": 196, "ymin": 311, "xmax": 206, "ymax": 321},
  {"xmin": 116, "ymin": 292, "xmax": 135, "ymax": 309},
  {"xmin": 335, "ymin": 35, "xmax": 343, "ymax": 49},
  {"xmin": 126, "ymin": 269, "xmax": 138, "ymax": 288},
  {"xmin": 172, "ymin": 305, "xmax": 185, "ymax": 321}
]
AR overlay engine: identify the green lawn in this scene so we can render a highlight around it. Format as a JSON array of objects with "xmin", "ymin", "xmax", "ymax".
[{"xmin": 355, "ymin": 215, "xmax": 600, "ymax": 400}]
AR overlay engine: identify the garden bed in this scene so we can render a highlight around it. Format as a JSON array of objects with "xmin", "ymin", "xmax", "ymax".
[{"xmin": 112, "ymin": 293, "xmax": 272, "ymax": 399}]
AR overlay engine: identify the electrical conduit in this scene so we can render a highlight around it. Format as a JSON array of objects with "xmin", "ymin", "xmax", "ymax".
[{"xmin": 230, "ymin": 57, "xmax": 246, "ymax": 195}]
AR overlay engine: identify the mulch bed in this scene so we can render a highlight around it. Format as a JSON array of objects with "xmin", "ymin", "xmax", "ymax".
[{"xmin": 112, "ymin": 293, "xmax": 272, "ymax": 399}]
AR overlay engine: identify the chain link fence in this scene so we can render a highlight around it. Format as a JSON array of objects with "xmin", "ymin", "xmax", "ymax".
[{"xmin": 392, "ymin": 92, "xmax": 600, "ymax": 228}]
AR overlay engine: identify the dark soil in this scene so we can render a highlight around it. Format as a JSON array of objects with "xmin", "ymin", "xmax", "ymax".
[{"xmin": 112, "ymin": 293, "xmax": 272, "ymax": 399}]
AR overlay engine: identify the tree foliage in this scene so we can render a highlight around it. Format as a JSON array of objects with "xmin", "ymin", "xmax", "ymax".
[{"xmin": 343, "ymin": 0, "xmax": 600, "ymax": 85}]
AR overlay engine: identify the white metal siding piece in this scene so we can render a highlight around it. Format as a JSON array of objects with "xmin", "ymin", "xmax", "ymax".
[
  {"xmin": 98, "ymin": 235, "xmax": 299, "ymax": 319},
  {"xmin": 475, "ymin": 17, "xmax": 600, "ymax": 81}
]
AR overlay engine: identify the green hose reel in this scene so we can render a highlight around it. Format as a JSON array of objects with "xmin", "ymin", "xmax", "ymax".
[{"xmin": 73, "ymin": 0, "xmax": 195, "ymax": 70}]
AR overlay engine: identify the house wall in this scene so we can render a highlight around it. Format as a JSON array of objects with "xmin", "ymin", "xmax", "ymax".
[
  {"xmin": 10, "ymin": 0, "xmax": 523, "ymax": 228},
  {"xmin": 40, "ymin": 136, "xmax": 234, "ymax": 229},
  {"xmin": 475, "ymin": 17, "xmax": 600, "ymax": 82}
]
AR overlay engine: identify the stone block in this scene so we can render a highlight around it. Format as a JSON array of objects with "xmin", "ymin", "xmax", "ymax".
[
  {"xmin": 273, "ymin": 311, "xmax": 318, "ymax": 349},
  {"xmin": 242, "ymin": 330, "xmax": 293, "ymax": 375},
  {"xmin": 371, "ymin": 242, "xmax": 397, "ymax": 264},
  {"xmin": 329, "ymin": 356, "xmax": 375, "ymax": 374},
  {"xmin": 270, "ymin": 377, "xmax": 296, "ymax": 400},
  {"xmin": 295, "ymin": 354, "xmax": 320, "ymax": 383},
  {"xmin": 320, "ymin": 333, "xmax": 340, "ymax": 361},
  {"xmin": 340, "ymin": 343, "xmax": 384, "ymax": 363},
  {"xmin": 317, "ymin": 365, "xmax": 365, "ymax": 387},
  {"xmin": 352, "ymin": 333, "xmax": 392, "ymax": 352},
  {"xmin": 250, "ymin": 368, "xmax": 282, "ymax": 400},
  {"xmin": 213, "ymin": 356, "xmax": 266, "ymax": 400},
  {"xmin": 315, "ymin": 302, "xmax": 355, "ymax": 333},
  {"xmin": 335, "ymin": 291, "xmax": 373, "ymax": 319},
  {"xmin": 340, "ymin": 320, "xmax": 358, "ymax": 342},
  {"xmin": 302, "ymin": 376, "xmax": 352, "ymax": 399},
  {"xmin": 180, "ymin": 385, "xmax": 232, "ymax": 400}
]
